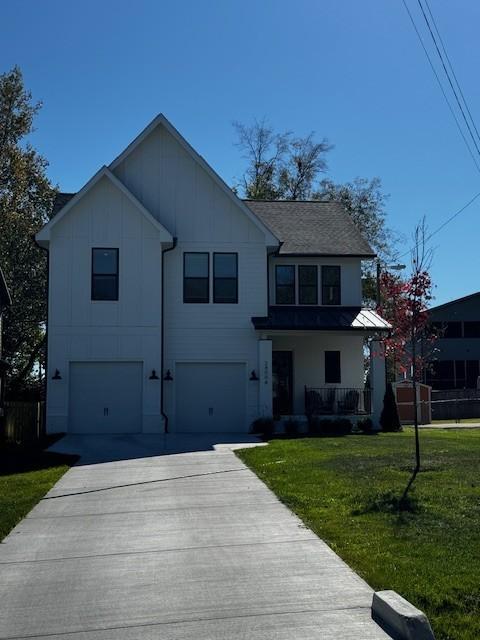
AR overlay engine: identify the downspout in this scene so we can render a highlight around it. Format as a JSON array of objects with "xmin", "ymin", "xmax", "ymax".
[
  {"xmin": 161, "ymin": 237, "xmax": 177, "ymax": 433},
  {"xmin": 34, "ymin": 237, "xmax": 49, "ymax": 431}
]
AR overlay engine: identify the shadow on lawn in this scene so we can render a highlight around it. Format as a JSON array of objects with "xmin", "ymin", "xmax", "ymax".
[
  {"xmin": 0, "ymin": 434, "xmax": 78, "ymax": 476},
  {"xmin": 352, "ymin": 489, "xmax": 422, "ymax": 516}
]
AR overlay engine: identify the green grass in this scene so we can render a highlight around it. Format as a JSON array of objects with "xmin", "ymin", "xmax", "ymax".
[
  {"xmin": 237, "ymin": 430, "xmax": 480, "ymax": 640},
  {"xmin": 0, "ymin": 443, "xmax": 77, "ymax": 541}
]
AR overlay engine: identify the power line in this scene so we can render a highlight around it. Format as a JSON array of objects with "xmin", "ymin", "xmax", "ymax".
[
  {"xmin": 400, "ymin": 0, "xmax": 480, "ymax": 175},
  {"xmin": 416, "ymin": 0, "xmax": 480, "ymax": 158},
  {"xmin": 424, "ymin": 0, "xmax": 480, "ymax": 146},
  {"xmin": 398, "ymin": 189, "xmax": 480, "ymax": 259}
]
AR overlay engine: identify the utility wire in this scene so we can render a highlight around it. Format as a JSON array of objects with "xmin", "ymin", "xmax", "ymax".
[
  {"xmin": 399, "ymin": 0, "xmax": 480, "ymax": 260},
  {"xmin": 398, "ymin": 189, "xmax": 480, "ymax": 259},
  {"xmin": 416, "ymin": 0, "xmax": 480, "ymax": 158},
  {"xmin": 424, "ymin": 0, "xmax": 480, "ymax": 146},
  {"xmin": 401, "ymin": 0, "xmax": 480, "ymax": 175}
]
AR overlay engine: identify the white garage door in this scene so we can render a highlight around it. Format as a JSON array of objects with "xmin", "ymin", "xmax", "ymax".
[
  {"xmin": 174, "ymin": 363, "xmax": 246, "ymax": 433},
  {"xmin": 69, "ymin": 362, "xmax": 142, "ymax": 434}
]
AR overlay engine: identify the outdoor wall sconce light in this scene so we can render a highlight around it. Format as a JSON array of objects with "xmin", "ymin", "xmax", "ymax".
[
  {"xmin": 149, "ymin": 369, "xmax": 160, "ymax": 380},
  {"xmin": 52, "ymin": 369, "xmax": 62, "ymax": 380},
  {"xmin": 249, "ymin": 370, "xmax": 259, "ymax": 381},
  {"xmin": 163, "ymin": 369, "xmax": 173, "ymax": 381}
]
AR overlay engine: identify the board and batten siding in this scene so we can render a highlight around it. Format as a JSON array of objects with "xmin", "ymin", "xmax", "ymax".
[
  {"xmin": 111, "ymin": 124, "xmax": 269, "ymax": 431},
  {"xmin": 46, "ymin": 174, "xmax": 166, "ymax": 433}
]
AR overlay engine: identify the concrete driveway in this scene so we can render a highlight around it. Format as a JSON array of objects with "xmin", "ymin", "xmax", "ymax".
[{"xmin": 0, "ymin": 435, "xmax": 391, "ymax": 639}]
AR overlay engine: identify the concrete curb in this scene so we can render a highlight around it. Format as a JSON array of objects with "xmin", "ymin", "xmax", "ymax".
[{"xmin": 372, "ymin": 590, "xmax": 435, "ymax": 639}]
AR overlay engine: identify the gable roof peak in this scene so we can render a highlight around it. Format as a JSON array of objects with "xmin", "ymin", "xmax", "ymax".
[{"xmin": 36, "ymin": 165, "xmax": 172, "ymax": 247}]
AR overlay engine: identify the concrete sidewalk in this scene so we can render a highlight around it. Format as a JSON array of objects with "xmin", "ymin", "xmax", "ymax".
[{"xmin": 0, "ymin": 435, "xmax": 391, "ymax": 639}]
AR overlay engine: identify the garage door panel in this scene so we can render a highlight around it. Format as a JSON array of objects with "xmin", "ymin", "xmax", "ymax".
[
  {"xmin": 175, "ymin": 363, "xmax": 246, "ymax": 433},
  {"xmin": 69, "ymin": 362, "xmax": 142, "ymax": 434}
]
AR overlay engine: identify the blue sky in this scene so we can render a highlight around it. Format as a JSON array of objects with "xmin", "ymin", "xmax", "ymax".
[{"xmin": 2, "ymin": 0, "xmax": 480, "ymax": 305}]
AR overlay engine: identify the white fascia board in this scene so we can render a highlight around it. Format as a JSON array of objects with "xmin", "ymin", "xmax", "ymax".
[
  {"xmin": 109, "ymin": 113, "xmax": 280, "ymax": 249},
  {"xmin": 36, "ymin": 166, "xmax": 173, "ymax": 246}
]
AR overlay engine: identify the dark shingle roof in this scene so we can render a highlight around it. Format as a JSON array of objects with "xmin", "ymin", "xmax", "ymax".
[
  {"xmin": 244, "ymin": 200, "xmax": 375, "ymax": 257},
  {"xmin": 252, "ymin": 306, "xmax": 391, "ymax": 332},
  {"xmin": 52, "ymin": 192, "xmax": 75, "ymax": 216}
]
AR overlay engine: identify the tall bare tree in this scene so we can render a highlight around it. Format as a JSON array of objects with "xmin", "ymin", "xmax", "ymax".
[{"xmin": 233, "ymin": 118, "xmax": 331, "ymax": 200}]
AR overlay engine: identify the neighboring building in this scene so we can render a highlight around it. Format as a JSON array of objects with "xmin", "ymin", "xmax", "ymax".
[
  {"xmin": 424, "ymin": 292, "xmax": 480, "ymax": 389},
  {"xmin": 35, "ymin": 114, "xmax": 389, "ymax": 435},
  {"xmin": 0, "ymin": 266, "xmax": 12, "ymax": 416}
]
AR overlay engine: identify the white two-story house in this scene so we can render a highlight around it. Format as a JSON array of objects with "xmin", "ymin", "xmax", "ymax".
[{"xmin": 36, "ymin": 114, "xmax": 389, "ymax": 435}]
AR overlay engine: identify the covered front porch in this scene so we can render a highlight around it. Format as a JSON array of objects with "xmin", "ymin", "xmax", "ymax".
[{"xmin": 253, "ymin": 306, "xmax": 390, "ymax": 429}]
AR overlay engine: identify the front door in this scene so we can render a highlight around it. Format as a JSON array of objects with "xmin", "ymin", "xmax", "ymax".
[{"xmin": 272, "ymin": 351, "xmax": 293, "ymax": 417}]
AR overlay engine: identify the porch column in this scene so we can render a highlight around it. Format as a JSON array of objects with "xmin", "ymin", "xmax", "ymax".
[
  {"xmin": 258, "ymin": 339, "xmax": 273, "ymax": 417},
  {"xmin": 370, "ymin": 339, "xmax": 386, "ymax": 431}
]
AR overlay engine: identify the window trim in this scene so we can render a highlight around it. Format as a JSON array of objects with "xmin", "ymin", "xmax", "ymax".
[
  {"xmin": 213, "ymin": 252, "xmax": 238, "ymax": 304},
  {"xmin": 183, "ymin": 252, "xmax": 210, "ymax": 304},
  {"xmin": 325, "ymin": 350, "xmax": 341, "ymax": 384},
  {"xmin": 298, "ymin": 265, "xmax": 318, "ymax": 305},
  {"xmin": 91, "ymin": 248, "xmax": 119, "ymax": 301},
  {"xmin": 321, "ymin": 265, "xmax": 341, "ymax": 306},
  {"xmin": 275, "ymin": 264, "xmax": 296, "ymax": 305}
]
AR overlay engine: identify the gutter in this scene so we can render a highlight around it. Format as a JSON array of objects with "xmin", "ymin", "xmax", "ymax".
[
  {"xmin": 161, "ymin": 237, "xmax": 177, "ymax": 433},
  {"xmin": 33, "ymin": 237, "xmax": 49, "ymax": 427}
]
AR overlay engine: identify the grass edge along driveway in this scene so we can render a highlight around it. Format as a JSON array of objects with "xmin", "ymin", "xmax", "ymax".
[
  {"xmin": 0, "ymin": 445, "xmax": 77, "ymax": 541},
  {"xmin": 236, "ymin": 430, "xmax": 480, "ymax": 640}
]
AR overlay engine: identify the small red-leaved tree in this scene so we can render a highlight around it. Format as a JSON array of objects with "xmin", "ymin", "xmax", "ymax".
[{"xmin": 378, "ymin": 220, "xmax": 434, "ymax": 503}]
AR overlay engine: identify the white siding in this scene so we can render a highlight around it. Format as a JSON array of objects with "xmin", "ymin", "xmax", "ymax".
[
  {"xmin": 112, "ymin": 125, "xmax": 265, "ymax": 246},
  {"xmin": 269, "ymin": 256, "xmax": 363, "ymax": 306},
  {"xmin": 112, "ymin": 124, "xmax": 268, "ymax": 432},
  {"xmin": 271, "ymin": 333, "xmax": 365, "ymax": 414},
  {"xmin": 46, "ymin": 175, "xmax": 165, "ymax": 433}
]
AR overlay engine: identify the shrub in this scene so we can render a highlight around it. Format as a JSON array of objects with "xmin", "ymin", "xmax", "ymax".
[
  {"xmin": 357, "ymin": 417, "xmax": 374, "ymax": 434},
  {"xmin": 380, "ymin": 383, "xmax": 402, "ymax": 432},
  {"xmin": 308, "ymin": 417, "xmax": 352, "ymax": 437},
  {"xmin": 251, "ymin": 417, "xmax": 275, "ymax": 437},
  {"xmin": 284, "ymin": 419, "xmax": 299, "ymax": 436}
]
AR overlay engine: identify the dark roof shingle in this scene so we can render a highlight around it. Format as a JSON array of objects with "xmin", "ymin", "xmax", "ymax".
[
  {"xmin": 244, "ymin": 200, "xmax": 375, "ymax": 257},
  {"xmin": 52, "ymin": 192, "xmax": 75, "ymax": 217}
]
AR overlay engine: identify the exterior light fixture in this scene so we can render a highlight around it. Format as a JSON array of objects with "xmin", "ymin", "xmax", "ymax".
[
  {"xmin": 149, "ymin": 369, "xmax": 160, "ymax": 380},
  {"xmin": 249, "ymin": 370, "xmax": 259, "ymax": 381},
  {"xmin": 52, "ymin": 369, "xmax": 62, "ymax": 380},
  {"xmin": 163, "ymin": 369, "xmax": 173, "ymax": 381}
]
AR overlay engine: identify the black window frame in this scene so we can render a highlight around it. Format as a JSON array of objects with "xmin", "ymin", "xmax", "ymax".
[
  {"xmin": 325, "ymin": 350, "xmax": 341, "ymax": 384},
  {"xmin": 91, "ymin": 248, "xmax": 119, "ymax": 301},
  {"xmin": 322, "ymin": 265, "xmax": 341, "ymax": 305},
  {"xmin": 275, "ymin": 265, "xmax": 296, "ymax": 305},
  {"xmin": 183, "ymin": 252, "xmax": 210, "ymax": 303},
  {"xmin": 213, "ymin": 252, "xmax": 238, "ymax": 304},
  {"xmin": 298, "ymin": 265, "xmax": 318, "ymax": 305}
]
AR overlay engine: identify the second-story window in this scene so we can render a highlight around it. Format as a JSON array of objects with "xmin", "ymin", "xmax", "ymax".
[
  {"xmin": 322, "ymin": 265, "xmax": 341, "ymax": 305},
  {"xmin": 276, "ymin": 265, "xmax": 295, "ymax": 305},
  {"xmin": 184, "ymin": 252, "xmax": 209, "ymax": 303},
  {"xmin": 91, "ymin": 248, "xmax": 119, "ymax": 301},
  {"xmin": 299, "ymin": 265, "xmax": 318, "ymax": 305},
  {"xmin": 214, "ymin": 253, "xmax": 238, "ymax": 303}
]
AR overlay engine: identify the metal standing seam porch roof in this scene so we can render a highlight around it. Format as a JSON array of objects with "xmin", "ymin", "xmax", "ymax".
[{"xmin": 252, "ymin": 306, "xmax": 391, "ymax": 332}]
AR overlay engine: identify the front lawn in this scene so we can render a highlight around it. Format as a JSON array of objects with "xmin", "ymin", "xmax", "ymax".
[
  {"xmin": 0, "ymin": 444, "xmax": 77, "ymax": 541},
  {"xmin": 237, "ymin": 430, "xmax": 480, "ymax": 640}
]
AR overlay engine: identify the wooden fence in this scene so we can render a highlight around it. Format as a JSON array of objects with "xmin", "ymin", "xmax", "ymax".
[{"xmin": 2, "ymin": 401, "xmax": 45, "ymax": 445}]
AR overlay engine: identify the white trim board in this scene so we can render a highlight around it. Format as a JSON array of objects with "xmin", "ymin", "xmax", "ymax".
[{"xmin": 36, "ymin": 166, "xmax": 173, "ymax": 247}]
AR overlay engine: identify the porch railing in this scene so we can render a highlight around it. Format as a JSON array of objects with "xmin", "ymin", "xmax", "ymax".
[{"xmin": 305, "ymin": 387, "xmax": 371, "ymax": 416}]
